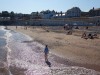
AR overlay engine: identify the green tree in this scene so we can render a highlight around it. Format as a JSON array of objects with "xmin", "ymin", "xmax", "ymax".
[
  {"xmin": 10, "ymin": 11, "xmax": 15, "ymax": 20},
  {"xmin": 0, "ymin": 12, "xmax": 1, "ymax": 17},
  {"xmin": 60, "ymin": 11, "xmax": 63, "ymax": 16},
  {"xmin": 2, "ymin": 11, "xmax": 10, "ymax": 17}
]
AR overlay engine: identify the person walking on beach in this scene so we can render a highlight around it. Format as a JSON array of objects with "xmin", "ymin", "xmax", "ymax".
[
  {"xmin": 44, "ymin": 45, "xmax": 49, "ymax": 62},
  {"xmin": 16, "ymin": 26, "xmax": 17, "ymax": 29}
]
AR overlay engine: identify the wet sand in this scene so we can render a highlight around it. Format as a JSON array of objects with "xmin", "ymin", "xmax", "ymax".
[
  {"xmin": 9, "ymin": 66, "xmax": 27, "ymax": 75},
  {"xmin": 7, "ymin": 26, "xmax": 100, "ymax": 72}
]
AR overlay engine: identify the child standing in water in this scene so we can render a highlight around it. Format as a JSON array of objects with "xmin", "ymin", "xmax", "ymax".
[{"xmin": 44, "ymin": 45, "xmax": 49, "ymax": 62}]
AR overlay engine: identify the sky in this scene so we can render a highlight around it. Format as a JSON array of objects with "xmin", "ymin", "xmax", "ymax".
[{"xmin": 0, "ymin": 0, "xmax": 100, "ymax": 14}]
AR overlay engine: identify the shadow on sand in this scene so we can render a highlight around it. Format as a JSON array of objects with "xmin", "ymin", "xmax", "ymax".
[{"xmin": 46, "ymin": 61, "xmax": 51, "ymax": 67}]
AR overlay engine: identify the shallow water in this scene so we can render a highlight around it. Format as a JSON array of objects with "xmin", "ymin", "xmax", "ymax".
[
  {"xmin": 0, "ymin": 30, "xmax": 6, "ymax": 36},
  {"xmin": 0, "ymin": 28, "xmax": 7, "ymax": 47},
  {"xmin": 0, "ymin": 27, "xmax": 7, "ymax": 61},
  {"xmin": 0, "ymin": 38, "xmax": 6, "ymax": 47},
  {"xmin": 0, "ymin": 26, "xmax": 10, "ymax": 75},
  {"xmin": 0, "ymin": 26, "xmax": 100, "ymax": 75}
]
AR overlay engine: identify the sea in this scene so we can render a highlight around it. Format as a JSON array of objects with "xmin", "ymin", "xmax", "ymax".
[{"xmin": 0, "ymin": 26, "xmax": 100, "ymax": 75}]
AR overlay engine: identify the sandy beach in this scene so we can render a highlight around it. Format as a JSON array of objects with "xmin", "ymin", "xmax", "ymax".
[{"xmin": 7, "ymin": 26, "xmax": 100, "ymax": 72}]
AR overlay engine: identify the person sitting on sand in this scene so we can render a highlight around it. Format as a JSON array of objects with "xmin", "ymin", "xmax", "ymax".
[
  {"xmin": 93, "ymin": 32, "xmax": 98, "ymax": 38},
  {"xmin": 44, "ymin": 45, "xmax": 49, "ymax": 62},
  {"xmin": 86, "ymin": 26, "xmax": 88, "ymax": 29},
  {"xmin": 81, "ymin": 32, "xmax": 88, "ymax": 40},
  {"xmin": 64, "ymin": 26, "xmax": 65, "ymax": 30},
  {"xmin": 88, "ymin": 33, "xmax": 94, "ymax": 39},
  {"xmin": 81, "ymin": 32, "xmax": 86, "ymax": 38}
]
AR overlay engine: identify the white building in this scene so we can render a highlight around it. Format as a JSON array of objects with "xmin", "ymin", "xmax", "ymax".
[
  {"xmin": 40, "ymin": 10, "xmax": 56, "ymax": 19},
  {"xmin": 65, "ymin": 7, "xmax": 81, "ymax": 18},
  {"xmin": 52, "ymin": 13, "xmax": 65, "ymax": 18}
]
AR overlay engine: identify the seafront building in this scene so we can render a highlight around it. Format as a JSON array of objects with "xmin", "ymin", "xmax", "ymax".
[
  {"xmin": 65, "ymin": 7, "xmax": 81, "ymax": 18},
  {"xmin": 0, "ymin": 7, "xmax": 100, "ymax": 26},
  {"xmin": 89, "ymin": 7, "xmax": 100, "ymax": 16},
  {"xmin": 40, "ymin": 10, "xmax": 56, "ymax": 19},
  {"xmin": 29, "ymin": 19, "xmax": 93, "ymax": 26}
]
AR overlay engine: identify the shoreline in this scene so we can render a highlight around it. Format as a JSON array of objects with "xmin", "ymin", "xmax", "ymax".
[{"xmin": 7, "ymin": 26, "xmax": 100, "ymax": 72}]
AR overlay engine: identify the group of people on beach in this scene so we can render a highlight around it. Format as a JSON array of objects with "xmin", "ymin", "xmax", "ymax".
[{"xmin": 81, "ymin": 32, "xmax": 98, "ymax": 39}]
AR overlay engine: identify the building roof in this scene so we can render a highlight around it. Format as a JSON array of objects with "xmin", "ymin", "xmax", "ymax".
[{"xmin": 94, "ymin": 8, "xmax": 100, "ymax": 11}]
